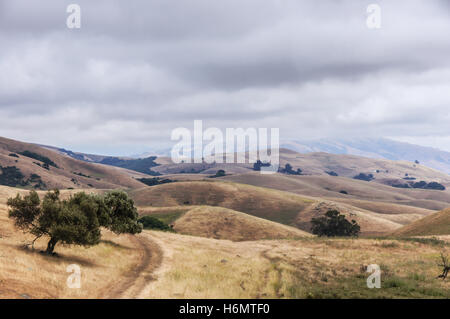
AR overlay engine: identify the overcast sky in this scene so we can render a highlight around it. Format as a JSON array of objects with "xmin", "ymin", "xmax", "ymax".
[{"xmin": 1, "ymin": 0, "xmax": 450, "ymax": 155}]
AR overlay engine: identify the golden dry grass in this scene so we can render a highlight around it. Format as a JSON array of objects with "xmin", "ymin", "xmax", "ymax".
[
  {"xmin": 130, "ymin": 181, "xmax": 314, "ymax": 226},
  {"xmin": 393, "ymin": 209, "xmax": 450, "ymax": 237},
  {"xmin": 1, "ymin": 183, "xmax": 449, "ymax": 299},
  {"xmin": 172, "ymin": 206, "xmax": 312, "ymax": 241},
  {"xmin": 222, "ymin": 172, "xmax": 450, "ymax": 211},
  {"xmin": 0, "ymin": 186, "xmax": 142, "ymax": 299},
  {"xmin": 131, "ymin": 179, "xmax": 438, "ymax": 236},
  {"xmin": 140, "ymin": 231, "xmax": 450, "ymax": 299}
]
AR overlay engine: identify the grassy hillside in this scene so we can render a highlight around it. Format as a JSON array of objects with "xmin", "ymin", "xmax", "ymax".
[
  {"xmin": 221, "ymin": 172, "xmax": 450, "ymax": 211},
  {"xmin": 0, "ymin": 136, "xmax": 147, "ymax": 189},
  {"xmin": 129, "ymin": 181, "xmax": 314, "ymax": 226},
  {"xmin": 170, "ymin": 206, "xmax": 312, "ymax": 241},
  {"xmin": 130, "ymin": 180, "xmax": 436, "ymax": 236},
  {"xmin": 393, "ymin": 209, "xmax": 450, "ymax": 237},
  {"xmin": 282, "ymin": 137, "xmax": 450, "ymax": 175},
  {"xmin": 1, "ymin": 185, "xmax": 448, "ymax": 299},
  {"xmin": 152, "ymin": 148, "xmax": 450, "ymax": 189},
  {"xmin": 142, "ymin": 231, "xmax": 449, "ymax": 299}
]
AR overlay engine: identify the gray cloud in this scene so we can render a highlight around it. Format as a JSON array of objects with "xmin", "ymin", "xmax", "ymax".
[{"xmin": 1, "ymin": 0, "xmax": 450, "ymax": 154}]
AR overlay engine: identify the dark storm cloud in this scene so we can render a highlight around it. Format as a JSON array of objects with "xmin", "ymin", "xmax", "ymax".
[{"xmin": 1, "ymin": 0, "xmax": 450, "ymax": 154}]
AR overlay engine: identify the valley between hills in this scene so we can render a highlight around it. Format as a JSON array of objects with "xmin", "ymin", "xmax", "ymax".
[{"xmin": 0, "ymin": 136, "xmax": 448, "ymax": 298}]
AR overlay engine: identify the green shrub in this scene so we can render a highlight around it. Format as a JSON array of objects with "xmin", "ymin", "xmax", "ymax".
[
  {"xmin": 253, "ymin": 160, "xmax": 271, "ymax": 171},
  {"xmin": 353, "ymin": 173, "xmax": 374, "ymax": 181},
  {"xmin": 209, "ymin": 170, "xmax": 226, "ymax": 178},
  {"xmin": 138, "ymin": 215, "xmax": 173, "ymax": 231},
  {"xmin": 311, "ymin": 210, "xmax": 360, "ymax": 237},
  {"xmin": 138, "ymin": 177, "xmax": 174, "ymax": 186},
  {"xmin": 279, "ymin": 163, "xmax": 302, "ymax": 175},
  {"xmin": 0, "ymin": 166, "xmax": 26, "ymax": 187}
]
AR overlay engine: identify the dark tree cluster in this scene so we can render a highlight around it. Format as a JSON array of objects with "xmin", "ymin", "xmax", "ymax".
[
  {"xmin": 392, "ymin": 180, "xmax": 445, "ymax": 190},
  {"xmin": 0, "ymin": 166, "xmax": 26, "ymax": 187},
  {"xmin": 209, "ymin": 170, "xmax": 226, "ymax": 178},
  {"xmin": 73, "ymin": 172, "xmax": 91, "ymax": 178},
  {"xmin": 7, "ymin": 190, "xmax": 142, "ymax": 254},
  {"xmin": 311, "ymin": 210, "xmax": 360, "ymax": 237},
  {"xmin": 353, "ymin": 173, "xmax": 374, "ymax": 182},
  {"xmin": 100, "ymin": 156, "xmax": 160, "ymax": 175},
  {"xmin": 19, "ymin": 150, "xmax": 58, "ymax": 168},
  {"xmin": 0, "ymin": 166, "xmax": 46, "ymax": 189},
  {"xmin": 253, "ymin": 160, "xmax": 271, "ymax": 171},
  {"xmin": 138, "ymin": 177, "xmax": 175, "ymax": 186},
  {"xmin": 33, "ymin": 162, "xmax": 50, "ymax": 170},
  {"xmin": 278, "ymin": 163, "xmax": 302, "ymax": 175},
  {"xmin": 325, "ymin": 171, "xmax": 338, "ymax": 176}
]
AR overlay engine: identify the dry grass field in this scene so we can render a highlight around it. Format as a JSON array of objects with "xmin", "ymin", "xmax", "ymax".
[
  {"xmin": 393, "ymin": 209, "xmax": 450, "ymax": 237},
  {"xmin": 140, "ymin": 231, "xmax": 449, "ymax": 299},
  {"xmin": 0, "ymin": 186, "xmax": 146, "ymax": 298},
  {"xmin": 1, "ymin": 137, "xmax": 450, "ymax": 299},
  {"xmin": 1, "ymin": 184, "xmax": 449, "ymax": 299}
]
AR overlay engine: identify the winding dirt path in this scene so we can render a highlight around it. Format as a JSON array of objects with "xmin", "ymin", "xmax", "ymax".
[{"xmin": 102, "ymin": 234, "xmax": 163, "ymax": 299}]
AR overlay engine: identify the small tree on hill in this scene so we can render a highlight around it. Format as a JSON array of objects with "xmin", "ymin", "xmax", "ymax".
[
  {"xmin": 7, "ymin": 189, "xmax": 142, "ymax": 255},
  {"xmin": 210, "ymin": 170, "xmax": 226, "ymax": 178},
  {"xmin": 311, "ymin": 210, "xmax": 360, "ymax": 237}
]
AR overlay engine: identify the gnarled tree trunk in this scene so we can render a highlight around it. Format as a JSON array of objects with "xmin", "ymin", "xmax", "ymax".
[{"xmin": 45, "ymin": 237, "xmax": 58, "ymax": 254}]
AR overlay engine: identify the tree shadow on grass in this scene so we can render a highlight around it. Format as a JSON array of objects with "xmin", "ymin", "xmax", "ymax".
[
  {"xmin": 9, "ymin": 243, "xmax": 98, "ymax": 268},
  {"xmin": 99, "ymin": 239, "xmax": 133, "ymax": 250}
]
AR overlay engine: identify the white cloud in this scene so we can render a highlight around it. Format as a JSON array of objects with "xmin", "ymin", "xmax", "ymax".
[{"xmin": 0, "ymin": 0, "xmax": 450, "ymax": 154}]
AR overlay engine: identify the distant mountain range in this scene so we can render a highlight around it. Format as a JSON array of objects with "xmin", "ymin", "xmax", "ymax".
[
  {"xmin": 39, "ymin": 137, "xmax": 450, "ymax": 176},
  {"xmin": 281, "ymin": 138, "xmax": 450, "ymax": 174}
]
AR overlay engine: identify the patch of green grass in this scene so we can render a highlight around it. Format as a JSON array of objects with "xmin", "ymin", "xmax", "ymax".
[
  {"xmin": 147, "ymin": 210, "xmax": 186, "ymax": 225},
  {"xmin": 398, "ymin": 237, "xmax": 447, "ymax": 247},
  {"xmin": 138, "ymin": 216, "xmax": 174, "ymax": 232},
  {"xmin": 370, "ymin": 236, "xmax": 447, "ymax": 247},
  {"xmin": 378, "ymin": 241, "xmax": 400, "ymax": 248},
  {"xmin": 285, "ymin": 272, "xmax": 448, "ymax": 299}
]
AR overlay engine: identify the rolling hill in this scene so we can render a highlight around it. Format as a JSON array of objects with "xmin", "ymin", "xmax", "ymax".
[
  {"xmin": 129, "ymin": 180, "xmax": 436, "ymax": 236},
  {"xmin": 393, "ymin": 209, "xmax": 450, "ymax": 237},
  {"xmin": 130, "ymin": 181, "xmax": 314, "ymax": 226},
  {"xmin": 150, "ymin": 148, "xmax": 450, "ymax": 192},
  {"xmin": 282, "ymin": 137, "xmax": 450, "ymax": 174},
  {"xmin": 169, "ymin": 206, "xmax": 312, "ymax": 241},
  {"xmin": 220, "ymin": 172, "xmax": 450, "ymax": 211},
  {"xmin": 0, "ymin": 136, "xmax": 147, "ymax": 189}
]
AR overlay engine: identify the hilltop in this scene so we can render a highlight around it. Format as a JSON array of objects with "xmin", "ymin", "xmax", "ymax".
[
  {"xmin": 393, "ymin": 209, "xmax": 450, "ymax": 237},
  {"xmin": 0, "ymin": 137, "xmax": 148, "ymax": 190}
]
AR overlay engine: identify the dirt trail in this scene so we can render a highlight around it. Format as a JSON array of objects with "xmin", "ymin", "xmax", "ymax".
[{"xmin": 102, "ymin": 234, "xmax": 163, "ymax": 299}]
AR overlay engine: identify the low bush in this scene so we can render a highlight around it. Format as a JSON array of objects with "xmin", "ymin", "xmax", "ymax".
[{"xmin": 138, "ymin": 216, "xmax": 173, "ymax": 231}]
